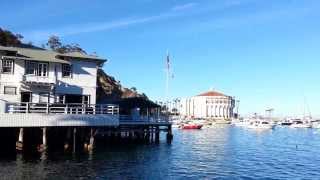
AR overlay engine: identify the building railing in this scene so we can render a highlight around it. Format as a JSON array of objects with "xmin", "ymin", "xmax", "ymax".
[
  {"xmin": 7, "ymin": 102, "xmax": 119, "ymax": 115},
  {"xmin": 22, "ymin": 75, "xmax": 56, "ymax": 84}
]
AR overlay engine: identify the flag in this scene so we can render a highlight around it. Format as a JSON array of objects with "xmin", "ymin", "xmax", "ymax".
[
  {"xmin": 166, "ymin": 52, "xmax": 174, "ymax": 79},
  {"xmin": 166, "ymin": 52, "xmax": 170, "ymax": 70}
]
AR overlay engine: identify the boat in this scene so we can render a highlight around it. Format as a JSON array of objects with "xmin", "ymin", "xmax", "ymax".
[
  {"xmin": 247, "ymin": 119, "xmax": 275, "ymax": 130},
  {"xmin": 290, "ymin": 97, "xmax": 312, "ymax": 128},
  {"xmin": 311, "ymin": 120, "xmax": 320, "ymax": 129},
  {"xmin": 290, "ymin": 120, "xmax": 311, "ymax": 128},
  {"xmin": 181, "ymin": 124, "xmax": 203, "ymax": 129},
  {"xmin": 232, "ymin": 118, "xmax": 250, "ymax": 127},
  {"xmin": 172, "ymin": 124, "xmax": 181, "ymax": 129},
  {"xmin": 280, "ymin": 121, "xmax": 293, "ymax": 126},
  {"xmin": 276, "ymin": 117, "xmax": 292, "ymax": 126}
]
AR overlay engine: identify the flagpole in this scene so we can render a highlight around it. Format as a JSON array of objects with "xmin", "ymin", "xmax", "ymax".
[{"xmin": 166, "ymin": 50, "xmax": 169, "ymax": 102}]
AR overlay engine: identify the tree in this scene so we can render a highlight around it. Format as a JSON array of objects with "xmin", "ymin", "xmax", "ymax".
[
  {"xmin": 46, "ymin": 35, "xmax": 87, "ymax": 54},
  {"xmin": 141, "ymin": 93, "xmax": 148, "ymax": 99},
  {"xmin": 0, "ymin": 28, "xmax": 23, "ymax": 46},
  {"xmin": 130, "ymin": 87, "xmax": 137, "ymax": 92},
  {"xmin": 46, "ymin": 35, "xmax": 62, "ymax": 51}
]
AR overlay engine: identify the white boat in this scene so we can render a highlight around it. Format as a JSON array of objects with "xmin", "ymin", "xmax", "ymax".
[
  {"xmin": 290, "ymin": 97, "xmax": 312, "ymax": 128},
  {"xmin": 290, "ymin": 120, "xmax": 311, "ymax": 128},
  {"xmin": 247, "ymin": 119, "xmax": 275, "ymax": 129},
  {"xmin": 172, "ymin": 124, "xmax": 181, "ymax": 129},
  {"xmin": 232, "ymin": 118, "xmax": 250, "ymax": 127},
  {"xmin": 278, "ymin": 118, "xmax": 293, "ymax": 126},
  {"xmin": 311, "ymin": 120, "xmax": 320, "ymax": 129}
]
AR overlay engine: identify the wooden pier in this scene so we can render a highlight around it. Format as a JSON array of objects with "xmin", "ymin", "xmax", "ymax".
[{"xmin": 0, "ymin": 102, "xmax": 172, "ymax": 154}]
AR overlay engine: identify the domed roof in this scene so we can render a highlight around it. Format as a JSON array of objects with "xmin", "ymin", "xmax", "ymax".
[{"xmin": 197, "ymin": 90, "xmax": 227, "ymax": 97}]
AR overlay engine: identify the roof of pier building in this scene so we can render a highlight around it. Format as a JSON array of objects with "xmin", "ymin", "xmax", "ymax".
[{"xmin": 0, "ymin": 45, "xmax": 106, "ymax": 64}]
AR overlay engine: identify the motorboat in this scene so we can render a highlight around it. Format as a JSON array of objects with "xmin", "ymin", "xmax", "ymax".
[
  {"xmin": 311, "ymin": 120, "xmax": 320, "ymax": 129},
  {"xmin": 247, "ymin": 119, "xmax": 275, "ymax": 129},
  {"xmin": 290, "ymin": 120, "xmax": 311, "ymax": 128},
  {"xmin": 232, "ymin": 118, "xmax": 250, "ymax": 127},
  {"xmin": 172, "ymin": 124, "xmax": 181, "ymax": 129},
  {"xmin": 181, "ymin": 124, "xmax": 203, "ymax": 130},
  {"xmin": 278, "ymin": 118, "xmax": 293, "ymax": 126}
]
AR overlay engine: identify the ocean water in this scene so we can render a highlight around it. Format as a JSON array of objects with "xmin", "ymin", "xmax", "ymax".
[{"xmin": 1, "ymin": 126, "xmax": 320, "ymax": 179}]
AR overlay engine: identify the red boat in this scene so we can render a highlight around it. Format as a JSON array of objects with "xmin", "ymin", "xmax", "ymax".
[{"xmin": 182, "ymin": 124, "xmax": 203, "ymax": 129}]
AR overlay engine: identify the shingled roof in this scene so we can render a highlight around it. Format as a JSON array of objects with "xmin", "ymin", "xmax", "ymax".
[{"xmin": 0, "ymin": 46, "xmax": 106, "ymax": 64}]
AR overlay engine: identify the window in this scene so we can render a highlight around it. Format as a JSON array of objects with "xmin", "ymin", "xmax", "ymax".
[
  {"xmin": 2, "ymin": 60, "xmax": 14, "ymax": 73},
  {"xmin": 39, "ymin": 93, "xmax": 49, "ymax": 103},
  {"xmin": 25, "ymin": 61, "xmax": 37, "ymax": 75},
  {"xmin": 62, "ymin": 64, "xmax": 72, "ymax": 77},
  {"xmin": 82, "ymin": 95, "xmax": 89, "ymax": 105},
  {"xmin": 37, "ymin": 63, "xmax": 48, "ymax": 77},
  {"xmin": 25, "ymin": 61, "xmax": 48, "ymax": 76},
  {"xmin": 4, "ymin": 86, "xmax": 16, "ymax": 95},
  {"xmin": 57, "ymin": 95, "xmax": 65, "ymax": 104}
]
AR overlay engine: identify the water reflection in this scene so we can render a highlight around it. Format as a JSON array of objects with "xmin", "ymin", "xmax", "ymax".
[{"xmin": 0, "ymin": 126, "xmax": 320, "ymax": 179}]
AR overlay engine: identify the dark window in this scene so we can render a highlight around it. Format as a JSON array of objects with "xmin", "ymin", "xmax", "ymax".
[
  {"xmin": 62, "ymin": 64, "xmax": 72, "ymax": 77},
  {"xmin": 25, "ymin": 61, "xmax": 37, "ymax": 75},
  {"xmin": 2, "ymin": 60, "xmax": 14, "ymax": 73},
  {"xmin": 4, "ymin": 86, "xmax": 16, "ymax": 95},
  {"xmin": 21, "ymin": 92, "xmax": 32, "ymax": 102}
]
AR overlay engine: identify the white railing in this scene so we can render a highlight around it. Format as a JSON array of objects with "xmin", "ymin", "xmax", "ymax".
[
  {"xmin": 7, "ymin": 102, "xmax": 119, "ymax": 115},
  {"xmin": 22, "ymin": 75, "xmax": 56, "ymax": 84}
]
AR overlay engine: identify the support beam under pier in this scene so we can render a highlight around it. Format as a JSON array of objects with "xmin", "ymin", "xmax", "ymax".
[{"xmin": 16, "ymin": 128, "xmax": 23, "ymax": 151}]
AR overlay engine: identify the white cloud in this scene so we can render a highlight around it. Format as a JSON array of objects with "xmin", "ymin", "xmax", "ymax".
[
  {"xmin": 22, "ymin": 12, "xmax": 178, "ymax": 42},
  {"xmin": 171, "ymin": 2, "xmax": 197, "ymax": 11}
]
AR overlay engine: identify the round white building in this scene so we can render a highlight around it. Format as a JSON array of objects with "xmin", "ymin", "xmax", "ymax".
[{"xmin": 180, "ymin": 90, "xmax": 235, "ymax": 120}]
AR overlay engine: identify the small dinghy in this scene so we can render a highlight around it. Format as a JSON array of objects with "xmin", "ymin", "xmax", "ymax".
[{"xmin": 182, "ymin": 124, "xmax": 203, "ymax": 130}]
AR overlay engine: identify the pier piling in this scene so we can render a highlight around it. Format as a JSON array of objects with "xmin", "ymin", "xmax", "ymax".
[
  {"xmin": 16, "ymin": 128, "xmax": 23, "ymax": 151},
  {"xmin": 155, "ymin": 126, "xmax": 160, "ymax": 143},
  {"xmin": 88, "ymin": 128, "xmax": 95, "ymax": 151},
  {"xmin": 166, "ymin": 125, "xmax": 173, "ymax": 143},
  {"xmin": 64, "ymin": 128, "xmax": 72, "ymax": 152},
  {"xmin": 73, "ymin": 128, "xmax": 77, "ymax": 153},
  {"xmin": 38, "ymin": 127, "xmax": 47, "ymax": 152}
]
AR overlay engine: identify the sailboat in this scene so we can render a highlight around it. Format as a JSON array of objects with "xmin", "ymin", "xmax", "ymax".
[
  {"xmin": 290, "ymin": 119, "xmax": 312, "ymax": 128},
  {"xmin": 290, "ymin": 96, "xmax": 312, "ymax": 128}
]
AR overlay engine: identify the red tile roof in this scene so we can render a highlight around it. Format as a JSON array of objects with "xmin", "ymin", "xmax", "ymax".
[{"xmin": 197, "ymin": 91, "xmax": 227, "ymax": 97}]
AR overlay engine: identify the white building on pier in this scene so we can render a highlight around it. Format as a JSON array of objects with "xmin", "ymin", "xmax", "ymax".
[
  {"xmin": 0, "ymin": 46, "xmax": 104, "ymax": 105},
  {"xmin": 179, "ymin": 90, "xmax": 235, "ymax": 120},
  {"xmin": 0, "ymin": 46, "xmax": 122, "ymax": 127}
]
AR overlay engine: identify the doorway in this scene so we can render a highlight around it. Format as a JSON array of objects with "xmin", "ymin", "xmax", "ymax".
[
  {"xmin": 65, "ymin": 94, "xmax": 83, "ymax": 104},
  {"xmin": 21, "ymin": 92, "xmax": 32, "ymax": 103}
]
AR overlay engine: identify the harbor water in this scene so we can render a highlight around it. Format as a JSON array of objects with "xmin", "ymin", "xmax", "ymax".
[{"xmin": 1, "ymin": 126, "xmax": 320, "ymax": 179}]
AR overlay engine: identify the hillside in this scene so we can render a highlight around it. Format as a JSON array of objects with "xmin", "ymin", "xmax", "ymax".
[{"xmin": 96, "ymin": 69, "xmax": 148, "ymax": 104}]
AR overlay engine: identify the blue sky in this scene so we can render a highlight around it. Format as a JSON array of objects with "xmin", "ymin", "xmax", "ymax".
[{"xmin": 1, "ymin": 0, "xmax": 320, "ymax": 117}]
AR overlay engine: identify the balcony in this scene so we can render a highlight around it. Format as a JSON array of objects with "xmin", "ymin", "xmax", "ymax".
[
  {"xmin": 7, "ymin": 102, "xmax": 119, "ymax": 115},
  {"xmin": 0, "ymin": 102, "xmax": 120, "ymax": 127},
  {"xmin": 22, "ymin": 75, "xmax": 56, "ymax": 84}
]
